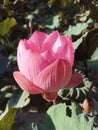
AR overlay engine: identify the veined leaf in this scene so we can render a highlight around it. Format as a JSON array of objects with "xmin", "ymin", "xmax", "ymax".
[
  {"xmin": 15, "ymin": 103, "xmax": 94, "ymax": 130},
  {"xmin": 63, "ymin": 19, "xmax": 93, "ymax": 36},
  {"xmin": 46, "ymin": 103, "xmax": 94, "ymax": 130}
]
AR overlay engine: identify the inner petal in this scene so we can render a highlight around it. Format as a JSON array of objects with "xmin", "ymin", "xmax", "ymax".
[
  {"xmin": 42, "ymin": 30, "xmax": 60, "ymax": 51},
  {"xmin": 29, "ymin": 31, "xmax": 48, "ymax": 51},
  {"xmin": 41, "ymin": 50, "xmax": 56, "ymax": 64},
  {"xmin": 52, "ymin": 36, "xmax": 62, "ymax": 53}
]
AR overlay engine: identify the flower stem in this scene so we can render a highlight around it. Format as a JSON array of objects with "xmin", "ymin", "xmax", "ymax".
[{"xmin": 53, "ymin": 100, "xmax": 56, "ymax": 105}]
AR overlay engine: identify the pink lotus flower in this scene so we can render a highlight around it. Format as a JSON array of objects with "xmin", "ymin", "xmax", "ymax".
[{"xmin": 13, "ymin": 30, "xmax": 82, "ymax": 101}]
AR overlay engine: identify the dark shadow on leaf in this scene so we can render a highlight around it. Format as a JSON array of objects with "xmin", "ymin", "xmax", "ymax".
[
  {"xmin": 14, "ymin": 111, "xmax": 55, "ymax": 130},
  {"xmin": 66, "ymin": 106, "xmax": 72, "ymax": 117}
]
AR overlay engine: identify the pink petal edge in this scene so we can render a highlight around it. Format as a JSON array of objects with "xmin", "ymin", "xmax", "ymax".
[
  {"xmin": 42, "ymin": 30, "xmax": 60, "ymax": 51},
  {"xmin": 13, "ymin": 71, "xmax": 44, "ymax": 94},
  {"xmin": 29, "ymin": 31, "xmax": 48, "ymax": 47},
  {"xmin": 65, "ymin": 73, "xmax": 82, "ymax": 88}
]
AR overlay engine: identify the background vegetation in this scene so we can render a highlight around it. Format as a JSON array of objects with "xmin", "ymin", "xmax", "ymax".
[{"xmin": 0, "ymin": 0, "xmax": 98, "ymax": 130}]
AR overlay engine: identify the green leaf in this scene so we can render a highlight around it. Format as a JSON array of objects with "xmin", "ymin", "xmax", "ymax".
[
  {"xmin": 0, "ymin": 107, "xmax": 16, "ymax": 130},
  {"xmin": 93, "ymin": 127, "xmax": 98, "ymax": 130},
  {"xmin": 75, "ymin": 11, "xmax": 90, "ymax": 22},
  {"xmin": 0, "ymin": 17, "xmax": 17, "ymax": 36},
  {"xmin": 63, "ymin": 23, "xmax": 88, "ymax": 36},
  {"xmin": 7, "ymin": 90, "xmax": 30, "ymax": 108},
  {"xmin": 12, "ymin": 112, "xmax": 54, "ymax": 130},
  {"xmin": 63, "ymin": 19, "xmax": 93, "ymax": 36},
  {"xmin": 75, "ymin": 28, "xmax": 98, "ymax": 60},
  {"xmin": 45, "ymin": 15, "xmax": 60, "ymax": 29},
  {"xmin": 13, "ymin": 103, "xmax": 94, "ymax": 130},
  {"xmin": 48, "ymin": 0, "xmax": 72, "ymax": 8},
  {"xmin": 18, "ymin": 123, "xmax": 38, "ymax": 130},
  {"xmin": 3, "ymin": 0, "xmax": 9, "ymax": 6},
  {"xmin": 73, "ymin": 32, "xmax": 88, "ymax": 50},
  {"xmin": 17, "ymin": 118, "xmax": 54, "ymax": 130},
  {"xmin": 47, "ymin": 103, "xmax": 94, "ymax": 130}
]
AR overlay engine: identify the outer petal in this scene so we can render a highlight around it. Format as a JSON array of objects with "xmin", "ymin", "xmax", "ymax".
[
  {"xmin": 34, "ymin": 59, "xmax": 72, "ymax": 92},
  {"xmin": 65, "ymin": 73, "xmax": 82, "ymax": 88},
  {"xmin": 13, "ymin": 71, "xmax": 44, "ymax": 94},
  {"xmin": 42, "ymin": 92, "xmax": 58, "ymax": 102},
  {"xmin": 17, "ymin": 50, "xmax": 49, "ymax": 82},
  {"xmin": 18, "ymin": 39, "xmax": 35, "ymax": 53}
]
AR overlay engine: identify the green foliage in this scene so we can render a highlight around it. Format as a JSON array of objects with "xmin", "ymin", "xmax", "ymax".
[
  {"xmin": 75, "ymin": 11, "xmax": 90, "ymax": 22},
  {"xmin": 45, "ymin": 15, "xmax": 60, "ymax": 29},
  {"xmin": 63, "ymin": 23, "xmax": 88, "ymax": 36},
  {"xmin": 63, "ymin": 18, "xmax": 93, "ymax": 35},
  {"xmin": 0, "ymin": 56, "xmax": 8, "ymax": 76},
  {"xmin": 58, "ymin": 73, "xmax": 98, "ymax": 102},
  {"xmin": 0, "ymin": 17, "xmax": 17, "ymax": 36},
  {"xmin": 0, "ymin": 90, "xmax": 30, "ymax": 130},
  {"xmin": 75, "ymin": 28, "xmax": 98, "ymax": 60},
  {"xmin": 0, "ymin": 107, "xmax": 16, "ymax": 130},
  {"xmin": 63, "ymin": 18, "xmax": 94, "ymax": 50},
  {"xmin": 94, "ymin": 116, "xmax": 98, "ymax": 127},
  {"xmin": 47, "ymin": 103, "xmax": 94, "ymax": 130},
  {"xmin": 7, "ymin": 90, "xmax": 30, "ymax": 108},
  {"xmin": 73, "ymin": 32, "xmax": 88, "ymax": 50},
  {"xmin": 48, "ymin": 0, "xmax": 73, "ymax": 8},
  {"xmin": 14, "ymin": 103, "xmax": 95, "ymax": 130},
  {"xmin": 17, "ymin": 114, "xmax": 55, "ymax": 130},
  {"xmin": 3, "ymin": 0, "xmax": 9, "ymax": 6},
  {"xmin": 0, "ymin": 0, "xmax": 98, "ymax": 129},
  {"xmin": 16, "ymin": 123, "xmax": 38, "ymax": 130}
]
